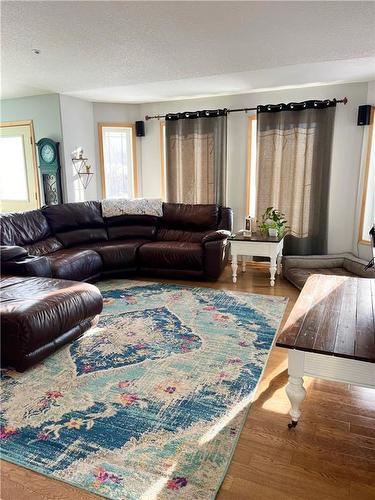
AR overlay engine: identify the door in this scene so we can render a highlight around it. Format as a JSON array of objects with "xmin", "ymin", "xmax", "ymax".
[{"xmin": 0, "ymin": 121, "xmax": 40, "ymax": 212}]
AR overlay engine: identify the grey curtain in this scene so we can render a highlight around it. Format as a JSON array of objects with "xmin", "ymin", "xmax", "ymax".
[
  {"xmin": 165, "ymin": 111, "xmax": 227, "ymax": 204},
  {"xmin": 256, "ymin": 101, "xmax": 336, "ymax": 255}
]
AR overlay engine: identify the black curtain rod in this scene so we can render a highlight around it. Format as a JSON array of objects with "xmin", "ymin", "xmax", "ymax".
[{"xmin": 145, "ymin": 97, "xmax": 348, "ymax": 120}]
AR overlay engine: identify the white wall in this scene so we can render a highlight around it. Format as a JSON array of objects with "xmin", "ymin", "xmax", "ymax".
[
  {"xmin": 59, "ymin": 95, "xmax": 98, "ymax": 202},
  {"xmin": 139, "ymin": 82, "xmax": 369, "ymax": 255},
  {"xmin": 0, "ymin": 93, "xmax": 62, "ymax": 142}
]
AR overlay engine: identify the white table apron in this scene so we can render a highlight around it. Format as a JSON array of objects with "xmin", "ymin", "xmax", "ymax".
[
  {"xmin": 230, "ymin": 238, "xmax": 284, "ymax": 286},
  {"xmin": 286, "ymin": 349, "xmax": 375, "ymax": 428}
]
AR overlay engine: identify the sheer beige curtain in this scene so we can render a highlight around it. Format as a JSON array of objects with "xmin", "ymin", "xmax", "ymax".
[
  {"xmin": 256, "ymin": 101, "xmax": 336, "ymax": 255},
  {"xmin": 165, "ymin": 110, "xmax": 227, "ymax": 204}
]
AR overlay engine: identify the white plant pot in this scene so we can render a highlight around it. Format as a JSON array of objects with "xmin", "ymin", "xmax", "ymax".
[{"xmin": 268, "ymin": 228, "xmax": 278, "ymax": 237}]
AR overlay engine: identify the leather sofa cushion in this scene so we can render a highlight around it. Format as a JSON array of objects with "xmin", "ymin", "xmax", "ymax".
[
  {"xmin": 55, "ymin": 228, "xmax": 108, "ymax": 247},
  {"xmin": 139, "ymin": 241, "xmax": 203, "ymax": 270},
  {"xmin": 24, "ymin": 237, "xmax": 63, "ymax": 256},
  {"xmin": 46, "ymin": 248, "xmax": 102, "ymax": 281},
  {"xmin": 107, "ymin": 225, "xmax": 156, "ymax": 241},
  {"xmin": 162, "ymin": 203, "xmax": 218, "ymax": 230},
  {"xmin": 0, "ymin": 210, "xmax": 51, "ymax": 246},
  {"xmin": 43, "ymin": 202, "xmax": 108, "ymax": 247},
  {"xmin": 78, "ymin": 240, "xmax": 149, "ymax": 270},
  {"xmin": 105, "ymin": 214, "xmax": 158, "ymax": 241},
  {"xmin": 157, "ymin": 228, "xmax": 209, "ymax": 243},
  {"xmin": 218, "ymin": 207, "xmax": 233, "ymax": 232},
  {"xmin": 43, "ymin": 201, "xmax": 105, "ymax": 232},
  {"xmin": 0, "ymin": 275, "xmax": 102, "ymax": 358}
]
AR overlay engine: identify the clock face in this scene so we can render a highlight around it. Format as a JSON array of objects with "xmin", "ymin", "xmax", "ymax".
[{"xmin": 41, "ymin": 143, "xmax": 55, "ymax": 163}]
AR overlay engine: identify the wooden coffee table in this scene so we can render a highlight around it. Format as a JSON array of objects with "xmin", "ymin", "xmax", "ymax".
[
  {"xmin": 276, "ymin": 274, "xmax": 375, "ymax": 428},
  {"xmin": 229, "ymin": 232, "xmax": 284, "ymax": 286}
]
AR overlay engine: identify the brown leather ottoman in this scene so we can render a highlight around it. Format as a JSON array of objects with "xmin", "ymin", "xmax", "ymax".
[{"xmin": 0, "ymin": 275, "xmax": 103, "ymax": 371}]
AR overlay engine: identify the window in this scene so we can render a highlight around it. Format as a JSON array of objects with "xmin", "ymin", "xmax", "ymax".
[
  {"xmin": 245, "ymin": 115, "xmax": 257, "ymax": 217},
  {"xmin": 359, "ymin": 106, "xmax": 375, "ymax": 243},
  {"xmin": 160, "ymin": 121, "xmax": 166, "ymax": 199},
  {"xmin": 0, "ymin": 120, "xmax": 40, "ymax": 212},
  {"xmin": 98, "ymin": 123, "xmax": 138, "ymax": 199}
]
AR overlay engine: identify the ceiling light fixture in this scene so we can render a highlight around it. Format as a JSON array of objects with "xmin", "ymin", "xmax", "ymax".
[{"xmin": 31, "ymin": 48, "xmax": 41, "ymax": 55}]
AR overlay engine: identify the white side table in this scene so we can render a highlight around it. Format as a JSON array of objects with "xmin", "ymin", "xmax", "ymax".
[{"xmin": 229, "ymin": 232, "xmax": 284, "ymax": 286}]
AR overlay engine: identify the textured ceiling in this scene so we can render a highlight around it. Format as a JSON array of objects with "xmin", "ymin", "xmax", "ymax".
[{"xmin": 1, "ymin": 1, "xmax": 375, "ymax": 102}]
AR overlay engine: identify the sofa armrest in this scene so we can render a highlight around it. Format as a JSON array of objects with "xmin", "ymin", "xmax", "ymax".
[
  {"xmin": 0, "ymin": 245, "xmax": 28, "ymax": 262},
  {"xmin": 202, "ymin": 230, "xmax": 231, "ymax": 244},
  {"xmin": 203, "ymin": 238, "xmax": 230, "ymax": 280},
  {"xmin": 1, "ymin": 246, "xmax": 52, "ymax": 278}
]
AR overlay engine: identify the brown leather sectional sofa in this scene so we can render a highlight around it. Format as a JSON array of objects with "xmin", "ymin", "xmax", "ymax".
[
  {"xmin": 1, "ymin": 201, "xmax": 233, "ymax": 281},
  {"xmin": 0, "ymin": 201, "xmax": 232, "ymax": 371}
]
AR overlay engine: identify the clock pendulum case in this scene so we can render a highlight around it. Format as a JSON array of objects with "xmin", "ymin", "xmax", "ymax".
[{"xmin": 37, "ymin": 138, "xmax": 63, "ymax": 205}]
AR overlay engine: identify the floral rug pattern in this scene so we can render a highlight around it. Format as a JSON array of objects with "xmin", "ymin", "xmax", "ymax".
[{"xmin": 1, "ymin": 281, "xmax": 287, "ymax": 499}]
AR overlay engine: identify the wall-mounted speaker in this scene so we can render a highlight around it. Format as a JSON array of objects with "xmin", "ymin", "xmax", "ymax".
[
  {"xmin": 357, "ymin": 105, "xmax": 372, "ymax": 126},
  {"xmin": 135, "ymin": 121, "xmax": 145, "ymax": 137}
]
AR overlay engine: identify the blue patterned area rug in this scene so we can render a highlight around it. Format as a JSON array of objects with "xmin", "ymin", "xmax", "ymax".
[{"xmin": 1, "ymin": 281, "xmax": 287, "ymax": 499}]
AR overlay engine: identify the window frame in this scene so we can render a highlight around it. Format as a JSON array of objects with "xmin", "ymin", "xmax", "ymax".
[
  {"xmin": 358, "ymin": 106, "xmax": 375, "ymax": 245},
  {"xmin": 245, "ymin": 114, "xmax": 257, "ymax": 217},
  {"xmin": 98, "ymin": 122, "xmax": 138, "ymax": 199},
  {"xmin": 0, "ymin": 119, "xmax": 40, "ymax": 211}
]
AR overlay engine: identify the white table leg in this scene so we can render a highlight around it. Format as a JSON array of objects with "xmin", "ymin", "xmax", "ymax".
[
  {"xmin": 277, "ymin": 253, "xmax": 282, "ymax": 275},
  {"xmin": 231, "ymin": 254, "xmax": 238, "ymax": 283},
  {"xmin": 286, "ymin": 350, "xmax": 306, "ymax": 428},
  {"xmin": 269, "ymin": 254, "xmax": 277, "ymax": 287},
  {"xmin": 242, "ymin": 256, "xmax": 246, "ymax": 273}
]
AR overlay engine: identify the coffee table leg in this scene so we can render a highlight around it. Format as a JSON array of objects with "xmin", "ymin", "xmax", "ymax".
[
  {"xmin": 286, "ymin": 350, "xmax": 306, "ymax": 428},
  {"xmin": 269, "ymin": 255, "xmax": 277, "ymax": 286},
  {"xmin": 231, "ymin": 254, "xmax": 238, "ymax": 283}
]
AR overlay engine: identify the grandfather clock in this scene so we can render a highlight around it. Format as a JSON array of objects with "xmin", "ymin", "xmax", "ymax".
[{"xmin": 37, "ymin": 138, "xmax": 63, "ymax": 205}]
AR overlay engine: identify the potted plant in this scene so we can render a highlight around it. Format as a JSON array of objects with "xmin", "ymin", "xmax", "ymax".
[{"xmin": 259, "ymin": 207, "xmax": 288, "ymax": 237}]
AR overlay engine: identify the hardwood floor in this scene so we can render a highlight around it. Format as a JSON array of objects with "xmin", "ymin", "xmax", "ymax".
[{"xmin": 1, "ymin": 265, "xmax": 374, "ymax": 500}]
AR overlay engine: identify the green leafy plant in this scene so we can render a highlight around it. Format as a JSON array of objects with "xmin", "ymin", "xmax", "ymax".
[{"xmin": 259, "ymin": 207, "xmax": 288, "ymax": 236}]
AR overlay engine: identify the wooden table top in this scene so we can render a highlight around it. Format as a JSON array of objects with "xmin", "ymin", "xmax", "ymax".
[
  {"xmin": 276, "ymin": 274, "xmax": 375, "ymax": 363},
  {"xmin": 229, "ymin": 232, "xmax": 283, "ymax": 243}
]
